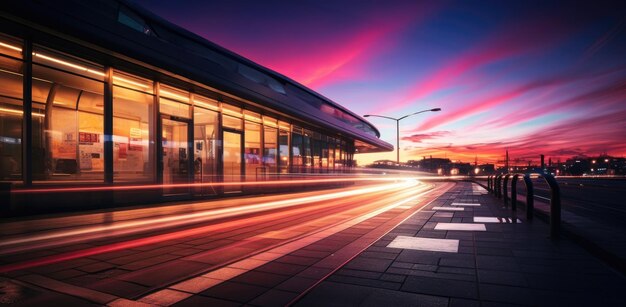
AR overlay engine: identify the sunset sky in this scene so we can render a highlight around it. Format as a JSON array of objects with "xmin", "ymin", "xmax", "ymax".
[{"xmin": 136, "ymin": 0, "xmax": 626, "ymax": 165}]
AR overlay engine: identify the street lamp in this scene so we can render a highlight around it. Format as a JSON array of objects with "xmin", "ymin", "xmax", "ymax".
[{"xmin": 364, "ymin": 108, "xmax": 441, "ymax": 164}]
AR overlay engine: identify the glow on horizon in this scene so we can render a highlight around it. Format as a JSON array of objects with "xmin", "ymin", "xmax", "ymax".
[{"xmin": 137, "ymin": 1, "xmax": 626, "ymax": 165}]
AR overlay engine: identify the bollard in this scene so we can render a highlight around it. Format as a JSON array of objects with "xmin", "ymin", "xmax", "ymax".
[
  {"xmin": 543, "ymin": 174, "xmax": 561, "ymax": 239},
  {"xmin": 524, "ymin": 175, "xmax": 534, "ymax": 220},
  {"xmin": 503, "ymin": 174, "xmax": 511, "ymax": 206},
  {"xmin": 511, "ymin": 174, "xmax": 519, "ymax": 211}
]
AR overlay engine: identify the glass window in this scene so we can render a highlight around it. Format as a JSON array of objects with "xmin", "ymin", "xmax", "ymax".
[
  {"xmin": 328, "ymin": 140, "xmax": 334, "ymax": 172},
  {"xmin": 244, "ymin": 110, "xmax": 261, "ymax": 123},
  {"xmin": 334, "ymin": 142, "xmax": 342, "ymax": 171},
  {"xmin": 302, "ymin": 129, "xmax": 312, "ymax": 173},
  {"xmin": 263, "ymin": 126, "xmax": 277, "ymax": 178},
  {"xmin": 263, "ymin": 115, "xmax": 277, "ymax": 127},
  {"xmin": 244, "ymin": 121, "xmax": 261, "ymax": 180},
  {"xmin": 193, "ymin": 94, "xmax": 218, "ymax": 111},
  {"xmin": 312, "ymin": 133, "xmax": 321, "ymax": 173},
  {"xmin": 113, "ymin": 71, "xmax": 153, "ymax": 93},
  {"xmin": 0, "ymin": 43, "xmax": 23, "ymax": 181},
  {"xmin": 194, "ymin": 101, "xmax": 218, "ymax": 194},
  {"xmin": 279, "ymin": 126, "xmax": 289, "ymax": 174},
  {"xmin": 222, "ymin": 103, "xmax": 242, "ymax": 130},
  {"xmin": 113, "ymin": 72, "xmax": 155, "ymax": 182},
  {"xmin": 0, "ymin": 34, "xmax": 22, "ymax": 59},
  {"xmin": 32, "ymin": 61, "xmax": 104, "ymax": 183},
  {"xmin": 237, "ymin": 64, "xmax": 286, "ymax": 95},
  {"xmin": 160, "ymin": 84, "xmax": 189, "ymax": 103},
  {"xmin": 291, "ymin": 126, "xmax": 303, "ymax": 173},
  {"xmin": 33, "ymin": 46, "xmax": 104, "ymax": 81},
  {"xmin": 321, "ymin": 137, "xmax": 329, "ymax": 172},
  {"xmin": 160, "ymin": 85, "xmax": 190, "ymax": 118}
]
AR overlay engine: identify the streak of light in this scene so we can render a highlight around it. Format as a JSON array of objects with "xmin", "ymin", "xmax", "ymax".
[
  {"xmin": 0, "ymin": 179, "xmax": 420, "ymax": 255},
  {"xmin": 11, "ymin": 176, "xmax": 417, "ymax": 194},
  {"xmin": 0, "ymin": 179, "xmax": 423, "ymax": 273}
]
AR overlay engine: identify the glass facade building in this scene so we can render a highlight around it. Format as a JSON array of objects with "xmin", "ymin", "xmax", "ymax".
[{"xmin": 0, "ymin": 0, "xmax": 392, "ymax": 211}]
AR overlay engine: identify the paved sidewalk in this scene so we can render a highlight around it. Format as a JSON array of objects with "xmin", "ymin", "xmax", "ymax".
[{"xmin": 297, "ymin": 182, "xmax": 626, "ymax": 306}]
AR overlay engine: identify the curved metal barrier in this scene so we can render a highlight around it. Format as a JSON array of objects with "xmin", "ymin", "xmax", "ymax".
[
  {"xmin": 508, "ymin": 172, "xmax": 561, "ymax": 238},
  {"xmin": 485, "ymin": 171, "xmax": 561, "ymax": 238},
  {"xmin": 509, "ymin": 173, "xmax": 534, "ymax": 219},
  {"xmin": 495, "ymin": 174, "xmax": 503, "ymax": 198},
  {"xmin": 503, "ymin": 174, "xmax": 511, "ymax": 206}
]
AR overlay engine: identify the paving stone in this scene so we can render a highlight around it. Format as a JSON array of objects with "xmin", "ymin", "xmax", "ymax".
[
  {"xmin": 274, "ymin": 255, "xmax": 319, "ymax": 266},
  {"xmin": 437, "ymin": 266, "xmax": 475, "ymax": 276},
  {"xmin": 47, "ymin": 269, "xmax": 85, "ymax": 280},
  {"xmin": 335, "ymin": 268, "xmax": 382, "ymax": 279},
  {"xmin": 87, "ymin": 278, "xmax": 150, "ymax": 299},
  {"xmin": 248, "ymin": 289, "xmax": 299, "ymax": 307},
  {"xmin": 439, "ymin": 256, "xmax": 476, "ymax": 268},
  {"xmin": 475, "ymin": 255, "xmax": 520, "ymax": 272},
  {"xmin": 256, "ymin": 261, "xmax": 308, "ymax": 276},
  {"xmin": 478, "ymin": 283, "xmax": 534, "ymax": 305},
  {"xmin": 117, "ymin": 260, "xmax": 207, "ymax": 287},
  {"xmin": 402, "ymin": 275, "xmax": 478, "ymax": 299},
  {"xmin": 478, "ymin": 269, "xmax": 527, "ymax": 287},
  {"xmin": 327, "ymin": 275, "xmax": 401, "ymax": 290},
  {"xmin": 119, "ymin": 254, "xmax": 180, "ymax": 270},
  {"xmin": 172, "ymin": 295, "xmax": 240, "ymax": 307},
  {"xmin": 296, "ymin": 266, "xmax": 333, "ymax": 279},
  {"xmin": 77, "ymin": 262, "xmax": 117, "ymax": 273},
  {"xmin": 342, "ymin": 256, "xmax": 393, "ymax": 272},
  {"xmin": 275, "ymin": 276, "xmax": 318, "ymax": 293},
  {"xmin": 449, "ymin": 298, "xmax": 481, "ymax": 307},
  {"xmin": 200, "ymin": 281, "xmax": 268, "ymax": 303},
  {"xmin": 295, "ymin": 281, "xmax": 370, "ymax": 306},
  {"xmin": 359, "ymin": 250, "xmax": 400, "ymax": 260},
  {"xmin": 379, "ymin": 273, "xmax": 406, "ymax": 283},
  {"xmin": 230, "ymin": 271, "xmax": 290, "ymax": 288}
]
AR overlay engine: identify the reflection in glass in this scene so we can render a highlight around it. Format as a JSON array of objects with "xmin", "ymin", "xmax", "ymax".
[
  {"xmin": 223, "ymin": 131, "xmax": 241, "ymax": 192},
  {"xmin": 264, "ymin": 126, "xmax": 277, "ymax": 178},
  {"xmin": 113, "ymin": 79, "xmax": 154, "ymax": 182},
  {"xmin": 244, "ymin": 121, "xmax": 261, "ymax": 180},
  {"xmin": 291, "ymin": 127, "xmax": 302, "ymax": 173},
  {"xmin": 31, "ymin": 62, "xmax": 104, "ymax": 183},
  {"xmin": 279, "ymin": 128, "xmax": 289, "ymax": 174},
  {"xmin": 0, "ymin": 55, "xmax": 23, "ymax": 182},
  {"xmin": 194, "ymin": 105, "xmax": 218, "ymax": 195},
  {"xmin": 162, "ymin": 118, "xmax": 189, "ymax": 195}
]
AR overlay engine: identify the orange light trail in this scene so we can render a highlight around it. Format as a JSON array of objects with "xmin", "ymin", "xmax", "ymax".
[
  {"xmin": 11, "ymin": 176, "xmax": 416, "ymax": 194},
  {"xmin": 1, "ymin": 179, "xmax": 419, "ymax": 254}
]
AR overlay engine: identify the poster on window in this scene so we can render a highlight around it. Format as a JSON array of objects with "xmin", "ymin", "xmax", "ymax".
[
  {"xmin": 79, "ymin": 132, "xmax": 103, "ymax": 170},
  {"xmin": 79, "ymin": 150, "xmax": 93, "ymax": 170},
  {"xmin": 56, "ymin": 132, "xmax": 77, "ymax": 159},
  {"xmin": 129, "ymin": 127, "xmax": 143, "ymax": 151},
  {"xmin": 118, "ymin": 143, "xmax": 128, "ymax": 159}
]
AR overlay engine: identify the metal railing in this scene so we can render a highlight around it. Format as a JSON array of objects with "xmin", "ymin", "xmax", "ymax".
[{"xmin": 487, "ymin": 172, "xmax": 561, "ymax": 238}]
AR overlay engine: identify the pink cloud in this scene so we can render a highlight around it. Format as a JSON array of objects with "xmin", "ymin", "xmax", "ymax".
[
  {"xmin": 374, "ymin": 15, "xmax": 577, "ymax": 116},
  {"xmin": 401, "ymin": 131, "xmax": 451, "ymax": 143},
  {"xmin": 222, "ymin": 3, "xmax": 438, "ymax": 90}
]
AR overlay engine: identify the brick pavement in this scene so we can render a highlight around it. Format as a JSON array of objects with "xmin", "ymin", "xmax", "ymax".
[{"xmin": 297, "ymin": 182, "xmax": 626, "ymax": 306}]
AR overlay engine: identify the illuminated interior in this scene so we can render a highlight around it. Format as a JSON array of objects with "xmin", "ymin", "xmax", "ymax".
[{"xmin": 0, "ymin": 32, "xmax": 354, "ymax": 192}]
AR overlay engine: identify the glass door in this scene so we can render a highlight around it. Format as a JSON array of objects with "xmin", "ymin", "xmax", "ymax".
[
  {"xmin": 162, "ymin": 117, "xmax": 190, "ymax": 196},
  {"xmin": 194, "ymin": 108, "xmax": 218, "ymax": 196},
  {"xmin": 222, "ymin": 130, "xmax": 243, "ymax": 193}
]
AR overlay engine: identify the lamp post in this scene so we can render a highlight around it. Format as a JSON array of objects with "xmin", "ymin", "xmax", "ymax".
[{"xmin": 364, "ymin": 108, "xmax": 441, "ymax": 164}]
